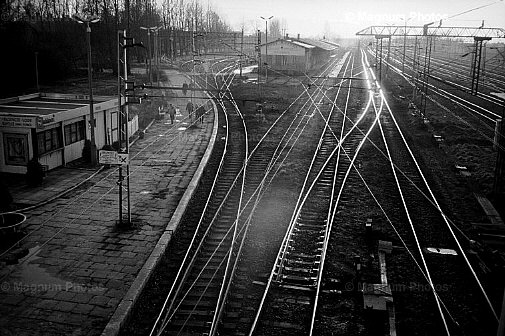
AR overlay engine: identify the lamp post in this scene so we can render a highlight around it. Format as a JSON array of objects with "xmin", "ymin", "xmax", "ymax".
[
  {"xmin": 400, "ymin": 17, "xmax": 413, "ymax": 73},
  {"xmin": 260, "ymin": 15, "xmax": 273, "ymax": 82},
  {"xmin": 72, "ymin": 14, "xmax": 100, "ymax": 166},
  {"xmin": 140, "ymin": 26, "xmax": 160, "ymax": 84}
]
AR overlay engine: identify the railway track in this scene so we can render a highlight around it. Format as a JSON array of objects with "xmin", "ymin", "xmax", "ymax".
[
  {"xmin": 383, "ymin": 47, "xmax": 504, "ymax": 115},
  {"xmin": 351, "ymin": 47, "xmax": 498, "ymax": 335},
  {"xmin": 147, "ymin": 58, "xmax": 248, "ymax": 336},
  {"xmin": 242, "ymin": 48, "xmax": 384, "ymax": 335},
  {"xmin": 120, "ymin": 42, "xmax": 501, "ymax": 335},
  {"xmin": 142, "ymin": 48, "xmax": 357, "ymax": 336},
  {"xmin": 369, "ymin": 46, "xmax": 501, "ymax": 150}
]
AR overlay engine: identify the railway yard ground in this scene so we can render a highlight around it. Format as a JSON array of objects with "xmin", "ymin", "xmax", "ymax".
[{"xmin": 1, "ymin": 42, "xmax": 505, "ymax": 336}]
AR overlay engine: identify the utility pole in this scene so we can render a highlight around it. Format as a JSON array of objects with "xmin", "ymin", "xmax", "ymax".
[
  {"xmin": 240, "ymin": 28, "xmax": 244, "ymax": 77},
  {"xmin": 116, "ymin": 30, "xmax": 144, "ymax": 226},
  {"xmin": 471, "ymin": 37, "xmax": 492, "ymax": 95},
  {"xmin": 374, "ymin": 35, "xmax": 389, "ymax": 82},
  {"xmin": 117, "ymin": 30, "xmax": 131, "ymax": 226},
  {"xmin": 154, "ymin": 27, "xmax": 161, "ymax": 86},
  {"xmin": 257, "ymin": 29, "xmax": 261, "ymax": 99},
  {"xmin": 141, "ymin": 27, "xmax": 152, "ymax": 83},
  {"xmin": 400, "ymin": 17, "xmax": 413, "ymax": 73},
  {"xmin": 260, "ymin": 15, "xmax": 273, "ymax": 82},
  {"xmin": 492, "ymin": 93, "xmax": 505, "ymax": 196},
  {"xmin": 140, "ymin": 26, "xmax": 159, "ymax": 84},
  {"xmin": 72, "ymin": 14, "xmax": 100, "ymax": 167},
  {"xmin": 386, "ymin": 36, "xmax": 391, "ymax": 76},
  {"xmin": 412, "ymin": 36, "xmax": 419, "ymax": 102},
  {"xmin": 420, "ymin": 36, "xmax": 433, "ymax": 118},
  {"xmin": 34, "ymin": 51, "xmax": 39, "ymax": 92}
]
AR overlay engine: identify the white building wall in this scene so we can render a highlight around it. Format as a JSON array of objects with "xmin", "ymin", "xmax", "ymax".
[
  {"xmin": 39, "ymin": 149, "xmax": 63, "ymax": 170},
  {"xmin": 64, "ymin": 140, "xmax": 85, "ymax": 163},
  {"xmin": 0, "ymin": 95, "xmax": 123, "ymax": 174}
]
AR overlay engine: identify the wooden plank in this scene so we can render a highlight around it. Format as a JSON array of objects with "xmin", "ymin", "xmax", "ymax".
[
  {"xmin": 474, "ymin": 194, "xmax": 505, "ymax": 227},
  {"xmin": 388, "ymin": 303, "xmax": 397, "ymax": 336},
  {"xmin": 379, "ymin": 251, "xmax": 388, "ymax": 285}
]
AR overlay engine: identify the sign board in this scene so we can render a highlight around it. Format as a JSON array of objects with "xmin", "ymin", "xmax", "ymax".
[
  {"xmin": 0, "ymin": 116, "xmax": 37, "ymax": 128},
  {"xmin": 99, "ymin": 150, "xmax": 119, "ymax": 164},
  {"xmin": 118, "ymin": 153, "xmax": 129, "ymax": 165}
]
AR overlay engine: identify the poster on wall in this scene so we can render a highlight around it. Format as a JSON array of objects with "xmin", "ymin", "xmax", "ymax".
[{"xmin": 3, "ymin": 133, "xmax": 29, "ymax": 165}]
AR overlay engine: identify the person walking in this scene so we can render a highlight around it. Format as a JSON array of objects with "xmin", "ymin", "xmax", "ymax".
[
  {"xmin": 168, "ymin": 103, "xmax": 176, "ymax": 124},
  {"xmin": 182, "ymin": 83, "xmax": 188, "ymax": 96},
  {"xmin": 186, "ymin": 100, "xmax": 194, "ymax": 122},
  {"xmin": 206, "ymin": 100, "xmax": 213, "ymax": 118},
  {"xmin": 196, "ymin": 103, "xmax": 205, "ymax": 123}
]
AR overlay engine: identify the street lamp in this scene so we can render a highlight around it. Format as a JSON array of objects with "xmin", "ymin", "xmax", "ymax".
[
  {"xmin": 400, "ymin": 16, "xmax": 413, "ymax": 73},
  {"xmin": 260, "ymin": 15, "xmax": 273, "ymax": 82},
  {"xmin": 140, "ymin": 26, "xmax": 161, "ymax": 84},
  {"xmin": 72, "ymin": 14, "xmax": 100, "ymax": 166}
]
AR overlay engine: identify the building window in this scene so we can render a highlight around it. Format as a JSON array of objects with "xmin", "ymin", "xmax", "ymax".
[
  {"xmin": 37, "ymin": 127, "xmax": 62, "ymax": 155},
  {"xmin": 3, "ymin": 133, "xmax": 29, "ymax": 165},
  {"xmin": 64, "ymin": 120, "xmax": 85, "ymax": 145}
]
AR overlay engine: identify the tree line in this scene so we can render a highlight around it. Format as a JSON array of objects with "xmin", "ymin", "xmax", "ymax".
[{"xmin": 0, "ymin": 0, "xmax": 233, "ymax": 97}]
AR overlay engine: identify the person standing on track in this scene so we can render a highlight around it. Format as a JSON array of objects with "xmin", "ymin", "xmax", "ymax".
[{"xmin": 168, "ymin": 103, "xmax": 176, "ymax": 124}]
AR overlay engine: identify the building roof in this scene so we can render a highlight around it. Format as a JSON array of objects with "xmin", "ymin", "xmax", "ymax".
[
  {"xmin": 0, "ymin": 93, "xmax": 110, "ymax": 116},
  {"xmin": 0, "ymin": 93, "xmax": 120, "ymax": 129},
  {"xmin": 322, "ymin": 40, "xmax": 341, "ymax": 48},
  {"xmin": 290, "ymin": 40, "xmax": 316, "ymax": 49},
  {"xmin": 298, "ymin": 38, "xmax": 339, "ymax": 51},
  {"xmin": 260, "ymin": 38, "xmax": 315, "ymax": 49}
]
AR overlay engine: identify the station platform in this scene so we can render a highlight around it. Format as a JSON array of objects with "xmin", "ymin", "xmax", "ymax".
[{"xmin": 0, "ymin": 68, "xmax": 217, "ymax": 335}]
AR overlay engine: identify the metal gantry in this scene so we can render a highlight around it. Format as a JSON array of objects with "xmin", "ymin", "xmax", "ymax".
[
  {"xmin": 357, "ymin": 24, "xmax": 505, "ymax": 107},
  {"xmin": 356, "ymin": 25, "xmax": 505, "ymax": 38}
]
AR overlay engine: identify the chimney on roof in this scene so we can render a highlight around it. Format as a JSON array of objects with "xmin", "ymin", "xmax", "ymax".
[
  {"xmin": 285, "ymin": 33, "xmax": 289, "ymax": 39},
  {"xmin": 297, "ymin": 34, "xmax": 300, "ymax": 40}
]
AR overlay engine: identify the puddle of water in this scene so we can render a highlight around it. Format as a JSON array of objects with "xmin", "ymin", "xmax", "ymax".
[
  {"xmin": 0, "ymin": 246, "xmax": 67, "ymax": 293},
  {"xmin": 140, "ymin": 191, "xmax": 151, "ymax": 195},
  {"xmin": 177, "ymin": 127, "xmax": 187, "ymax": 131},
  {"xmin": 1, "ymin": 245, "xmax": 106, "ymax": 294},
  {"xmin": 426, "ymin": 247, "xmax": 457, "ymax": 256}
]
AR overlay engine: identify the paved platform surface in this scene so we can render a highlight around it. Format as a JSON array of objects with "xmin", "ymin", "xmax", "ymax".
[
  {"xmin": 2, "ymin": 167, "xmax": 100, "ymax": 208},
  {"xmin": 0, "ymin": 69, "xmax": 216, "ymax": 335}
]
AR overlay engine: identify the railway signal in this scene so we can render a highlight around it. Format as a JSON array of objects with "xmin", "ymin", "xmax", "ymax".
[{"xmin": 117, "ymin": 30, "xmax": 145, "ymax": 226}]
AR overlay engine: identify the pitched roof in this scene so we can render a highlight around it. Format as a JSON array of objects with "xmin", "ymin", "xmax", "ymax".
[
  {"xmin": 290, "ymin": 40, "xmax": 316, "ymax": 49},
  {"xmin": 297, "ymin": 38, "xmax": 338, "ymax": 51},
  {"xmin": 260, "ymin": 38, "xmax": 315, "ymax": 49}
]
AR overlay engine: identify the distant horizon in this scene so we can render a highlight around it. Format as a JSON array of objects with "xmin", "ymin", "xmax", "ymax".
[{"xmin": 209, "ymin": 0, "xmax": 505, "ymax": 40}]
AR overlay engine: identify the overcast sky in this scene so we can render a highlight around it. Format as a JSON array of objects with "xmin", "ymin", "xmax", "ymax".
[{"xmin": 209, "ymin": 0, "xmax": 505, "ymax": 38}]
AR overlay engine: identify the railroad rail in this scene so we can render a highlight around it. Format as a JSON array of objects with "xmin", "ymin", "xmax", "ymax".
[
  {"xmin": 149, "ymin": 58, "xmax": 248, "ymax": 336},
  {"xmin": 246, "ymin": 48, "xmax": 384, "ymax": 335},
  {"xmin": 148, "ymin": 53, "xmax": 347, "ymax": 335}
]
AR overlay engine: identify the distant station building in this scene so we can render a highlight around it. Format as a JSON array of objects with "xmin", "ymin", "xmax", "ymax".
[
  {"xmin": 260, "ymin": 35, "xmax": 339, "ymax": 74},
  {"xmin": 0, "ymin": 93, "xmax": 127, "ymax": 174}
]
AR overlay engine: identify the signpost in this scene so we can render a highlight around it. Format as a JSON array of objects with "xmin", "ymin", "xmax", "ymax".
[{"xmin": 99, "ymin": 150, "xmax": 128, "ymax": 165}]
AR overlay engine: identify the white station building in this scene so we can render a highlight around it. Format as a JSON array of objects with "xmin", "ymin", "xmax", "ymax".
[{"xmin": 0, "ymin": 93, "xmax": 127, "ymax": 174}]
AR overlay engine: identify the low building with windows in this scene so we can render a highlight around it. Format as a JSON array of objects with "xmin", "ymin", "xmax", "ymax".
[
  {"xmin": 260, "ymin": 36, "xmax": 339, "ymax": 74},
  {"xmin": 0, "ymin": 93, "xmax": 127, "ymax": 174}
]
